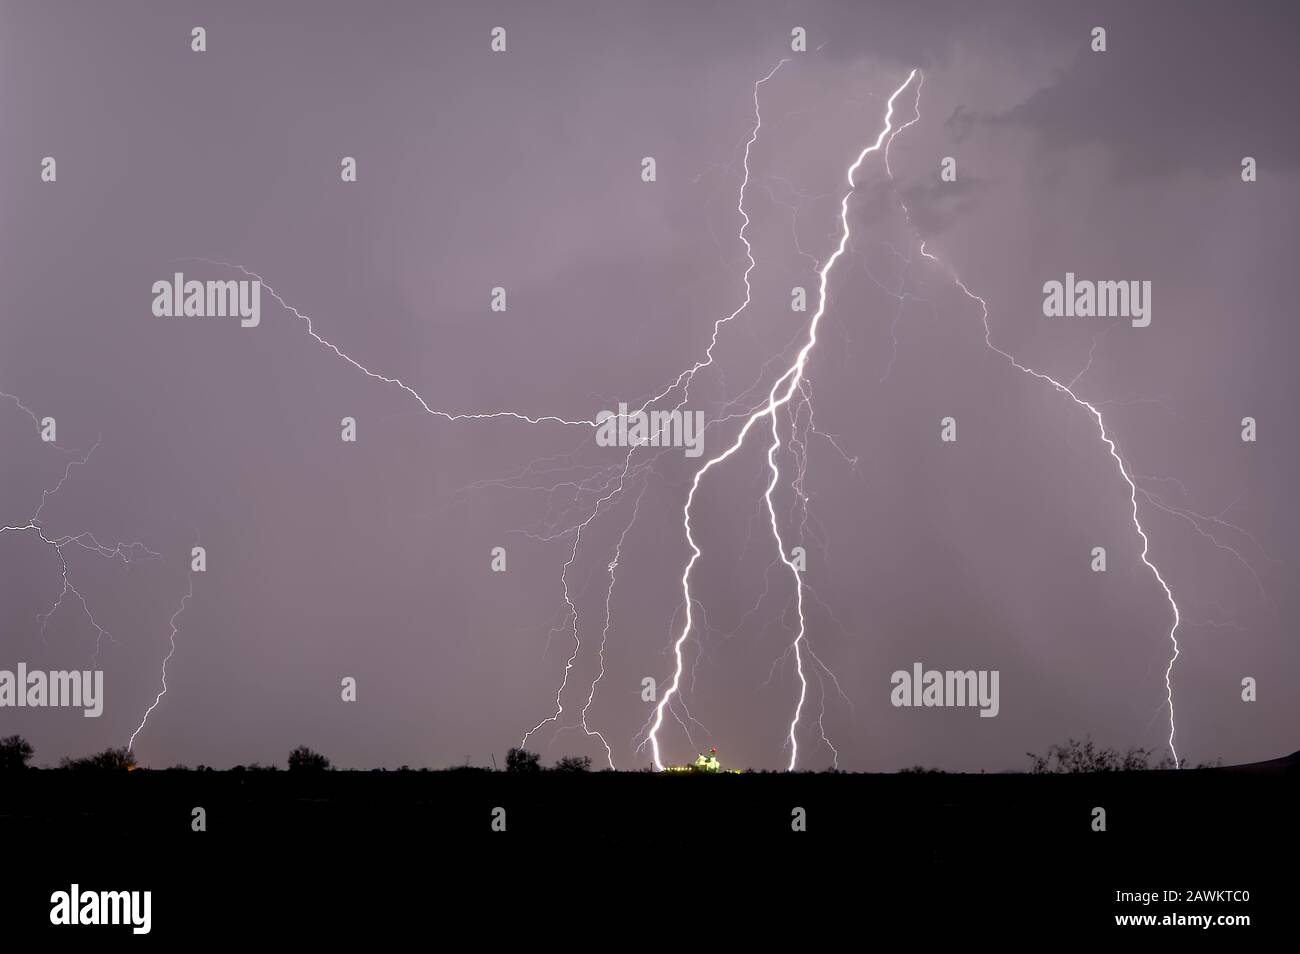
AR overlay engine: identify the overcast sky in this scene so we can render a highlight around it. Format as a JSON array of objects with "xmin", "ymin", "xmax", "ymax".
[{"xmin": 2, "ymin": 0, "xmax": 1295, "ymax": 771}]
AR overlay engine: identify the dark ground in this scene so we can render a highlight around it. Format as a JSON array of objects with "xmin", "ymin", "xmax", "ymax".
[
  {"xmin": 4, "ymin": 755, "xmax": 1296, "ymax": 840},
  {"xmin": 1, "ymin": 753, "xmax": 1294, "ymax": 937}
]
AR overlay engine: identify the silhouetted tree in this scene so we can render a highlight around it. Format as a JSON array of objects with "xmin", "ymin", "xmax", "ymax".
[
  {"xmin": 287, "ymin": 746, "xmax": 331, "ymax": 772},
  {"xmin": 0, "ymin": 735, "xmax": 35, "ymax": 770},
  {"xmin": 554, "ymin": 755, "xmax": 592, "ymax": 772},
  {"xmin": 505, "ymin": 747, "xmax": 541, "ymax": 772},
  {"xmin": 59, "ymin": 747, "xmax": 136, "ymax": 771}
]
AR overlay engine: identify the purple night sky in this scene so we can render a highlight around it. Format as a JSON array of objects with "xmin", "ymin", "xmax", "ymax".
[{"xmin": 2, "ymin": 0, "xmax": 1296, "ymax": 772}]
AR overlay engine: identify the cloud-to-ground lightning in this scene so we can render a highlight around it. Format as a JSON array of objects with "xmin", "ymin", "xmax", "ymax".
[
  {"xmin": 646, "ymin": 69, "xmax": 921, "ymax": 771},
  {"xmin": 128, "ymin": 563, "xmax": 195, "ymax": 752},
  {"xmin": 890, "ymin": 74, "xmax": 1185, "ymax": 765}
]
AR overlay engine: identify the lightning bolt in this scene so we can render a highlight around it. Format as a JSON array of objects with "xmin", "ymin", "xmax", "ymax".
[
  {"xmin": 128, "ymin": 561, "xmax": 195, "ymax": 752},
  {"xmin": 889, "ymin": 74, "xmax": 1184, "ymax": 765},
  {"xmin": 646, "ymin": 69, "xmax": 921, "ymax": 771}
]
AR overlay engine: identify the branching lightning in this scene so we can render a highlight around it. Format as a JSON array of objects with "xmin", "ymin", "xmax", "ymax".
[
  {"xmin": 2, "ymin": 392, "xmax": 161, "ymax": 664},
  {"xmin": 646, "ymin": 69, "xmax": 921, "ymax": 771}
]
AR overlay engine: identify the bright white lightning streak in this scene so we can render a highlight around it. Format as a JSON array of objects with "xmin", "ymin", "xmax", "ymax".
[
  {"xmin": 128, "ymin": 565, "xmax": 194, "ymax": 752},
  {"xmin": 893, "ymin": 74, "xmax": 1183, "ymax": 765},
  {"xmin": 763, "ymin": 402, "xmax": 808, "ymax": 769},
  {"xmin": 647, "ymin": 69, "xmax": 921, "ymax": 771}
]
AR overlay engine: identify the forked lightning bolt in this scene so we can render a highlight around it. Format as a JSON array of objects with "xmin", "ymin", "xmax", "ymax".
[{"xmin": 646, "ymin": 70, "xmax": 921, "ymax": 771}]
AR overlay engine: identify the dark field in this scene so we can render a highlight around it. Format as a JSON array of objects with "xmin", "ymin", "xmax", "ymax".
[{"xmin": 3, "ymin": 753, "xmax": 1292, "ymax": 937}]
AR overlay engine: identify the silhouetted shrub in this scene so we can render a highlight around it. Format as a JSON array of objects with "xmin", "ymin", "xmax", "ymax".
[
  {"xmin": 287, "ymin": 746, "xmax": 330, "ymax": 772},
  {"xmin": 505, "ymin": 747, "xmax": 541, "ymax": 772},
  {"xmin": 0, "ymin": 735, "xmax": 34, "ymax": 770},
  {"xmin": 554, "ymin": 755, "xmax": 592, "ymax": 772},
  {"xmin": 59, "ymin": 747, "xmax": 136, "ymax": 771},
  {"xmin": 1027, "ymin": 737, "xmax": 1176, "ymax": 773}
]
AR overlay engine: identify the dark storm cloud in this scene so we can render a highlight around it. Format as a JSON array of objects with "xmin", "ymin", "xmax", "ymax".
[{"xmin": 985, "ymin": 0, "xmax": 1300, "ymax": 180}]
